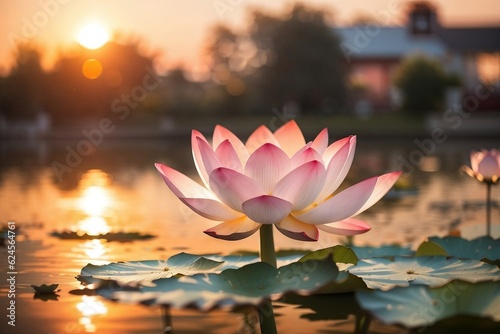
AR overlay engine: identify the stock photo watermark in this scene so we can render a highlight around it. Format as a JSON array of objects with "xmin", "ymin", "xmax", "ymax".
[
  {"xmin": 340, "ymin": 0, "xmax": 410, "ymax": 62},
  {"xmin": 212, "ymin": 0, "xmax": 243, "ymax": 20},
  {"xmin": 5, "ymin": 222, "xmax": 17, "ymax": 327},
  {"xmin": 397, "ymin": 83, "xmax": 495, "ymax": 174},
  {"xmin": 8, "ymin": 0, "xmax": 70, "ymax": 47},
  {"xmin": 51, "ymin": 65, "xmax": 162, "ymax": 181}
]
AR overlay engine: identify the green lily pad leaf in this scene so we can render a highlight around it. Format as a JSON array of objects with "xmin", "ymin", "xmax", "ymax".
[
  {"xmin": 51, "ymin": 231, "xmax": 155, "ymax": 242},
  {"xmin": 351, "ymin": 245, "xmax": 414, "ymax": 258},
  {"xmin": 31, "ymin": 284, "xmax": 59, "ymax": 294},
  {"xmin": 416, "ymin": 240, "xmax": 448, "ymax": 256},
  {"xmin": 102, "ymin": 257, "xmax": 342, "ymax": 310},
  {"xmin": 348, "ymin": 256, "xmax": 500, "ymax": 290},
  {"xmin": 299, "ymin": 245, "xmax": 358, "ymax": 265},
  {"xmin": 357, "ymin": 280, "xmax": 500, "ymax": 328},
  {"xmin": 417, "ymin": 236, "xmax": 500, "ymax": 261},
  {"xmin": 78, "ymin": 253, "xmax": 226, "ymax": 286},
  {"xmin": 78, "ymin": 252, "xmax": 305, "ymax": 287}
]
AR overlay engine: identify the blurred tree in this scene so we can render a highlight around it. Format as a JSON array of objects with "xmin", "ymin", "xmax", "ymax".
[
  {"xmin": 394, "ymin": 55, "xmax": 451, "ymax": 114},
  {"xmin": 45, "ymin": 40, "xmax": 157, "ymax": 125},
  {"xmin": 207, "ymin": 3, "xmax": 347, "ymax": 114},
  {"xmin": 0, "ymin": 44, "xmax": 46, "ymax": 121}
]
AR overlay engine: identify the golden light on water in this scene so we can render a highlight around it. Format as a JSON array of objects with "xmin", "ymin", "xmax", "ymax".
[
  {"xmin": 76, "ymin": 216, "xmax": 111, "ymax": 236},
  {"xmin": 76, "ymin": 296, "xmax": 108, "ymax": 333},
  {"xmin": 79, "ymin": 185, "xmax": 112, "ymax": 217},
  {"xmin": 73, "ymin": 169, "xmax": 114, "ymax": 236}
]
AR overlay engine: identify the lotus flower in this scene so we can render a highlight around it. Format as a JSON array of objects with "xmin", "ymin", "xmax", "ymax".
[
  {"xmin": 463, "ymin": 149, "xmax": 500, "ymax": 184},
  {"xmin": 462, "ymin": 149, "xmax": 499, "ymax": 237},
  {"xmin": 155, "ymin": 121, "xmax": 401, "ymax": 242}
]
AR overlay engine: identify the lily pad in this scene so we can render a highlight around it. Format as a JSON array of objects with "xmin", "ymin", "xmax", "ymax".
[
  {"xmin": 351, "ymin": 245, "xmax": 414, "ymax": 259},
  {"xmin": 78, "ymin": 252, "xmax": 306, "ymax": 287},
  {"xmin": 78, "ymin": 253, "xmax": 225, "ymax": 286},
  {"xmin": 100, "ymin": 257, "xmax": 342, "ymax": 311},
  {"xmin": 357, "ymin": 280, "xmax": 500, "ymax": 328},
  {"xmin": 31, "ymin": 284, "xmax": 60, "ymax": 294},
  {"xmin": 298, "ymin": 245, "xmax": 365, "ymax": 293},
  {"xmin": 416, "ymin": 236, "xmax": 500, "ymax": 262},
  {"xmin": 51, "ymin": 231, "xmax": 155, "ymax": 242},
  {"xmin": 347, "ymin": 256, "xmax": 500, "ymax": 290}
]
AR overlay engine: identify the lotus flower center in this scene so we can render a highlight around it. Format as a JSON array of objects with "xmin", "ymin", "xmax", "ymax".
[
  {"xmin": 406, "ymin": 270, "xmax": 416, "ymax": 275},
  {"xmin": 163, "ymin": 267, "xmax": 169, "ymax": 271}
]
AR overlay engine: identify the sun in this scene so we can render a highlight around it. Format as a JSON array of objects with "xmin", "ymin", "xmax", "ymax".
[{"xmin": 78, "ymin": 23, "xmax": 109, "ymax": 49}]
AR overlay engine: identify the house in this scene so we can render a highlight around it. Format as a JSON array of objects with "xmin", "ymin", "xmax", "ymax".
[{"xmin": 337, "ymin": 2, "xmax": 500, "ymax": 112}]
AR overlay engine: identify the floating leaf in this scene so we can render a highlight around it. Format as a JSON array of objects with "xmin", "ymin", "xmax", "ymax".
[
  {"xmin": 351, "ymin": 245, "xmax": 414, "ymax": 259},
  {"xmin": 51, "ymin": 231, "xmax": 155, "ymax": 242},
  {"xmin": 416, "ymin": 240, "xmax": 447, "ymax": 256},
  {"xmin": 347, "ymin": 256, "xmax": 500, "ymax": 290},
  {"xmin": 357, "ymin": 280, "xmax": 500, "ymax": 328},
  {"xmin": 297, "ymin": 246, "xmax": 364, "ymax": 293},
  {"xmin": 100, "ymin": 257, "xmax": 342, "ymax": 311},
  {"xmin": 31, "ymin": 284, "xmax": 59, "ymax": 294},
  {"xmin": 78, "ymin": 253, "xmax": 225, "ymax": 286},
  {"xmin": 78, "ymin": 252, "xmax": 305, "ymax": 287},
  {"xmin": 299, "ymin": 245, "xmax": 358, "ymax": 265},
  {"xmin": 417, "ymin": 236, "xmax": 500, "ymax": 261}
]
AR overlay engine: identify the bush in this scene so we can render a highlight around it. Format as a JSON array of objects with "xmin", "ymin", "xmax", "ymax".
[{"xmin": 394, "ymin": 55, "xmax": 452, "ymax": 114}]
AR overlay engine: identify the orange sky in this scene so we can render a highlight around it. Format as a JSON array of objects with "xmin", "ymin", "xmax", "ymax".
[{"xmin": 1, "ymin": 0, "xmax": 499, "ymax": 75}]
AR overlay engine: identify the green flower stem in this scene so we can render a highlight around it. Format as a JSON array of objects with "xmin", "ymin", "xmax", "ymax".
[
  {"xmin": 258, "ymin": 299, "xmax": 278, "ymax": 334},
  {"xmin": 486, "ymin": 183, "xmax": 492, "ymax": 237},
  {"xmin": 259, "ymin": 224, "xmax": 277, "ymax": 268}
]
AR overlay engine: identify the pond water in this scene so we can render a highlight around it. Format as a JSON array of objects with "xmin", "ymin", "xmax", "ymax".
[{"xmin": 0, "ymin": 135, "xmax": 498, "ymax": 334}]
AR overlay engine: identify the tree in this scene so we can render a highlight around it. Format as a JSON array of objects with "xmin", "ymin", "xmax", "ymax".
[
  {"xmin": 0, "ymin": 44, "xmax": 46, "ymax": 121},
  {"xmin": 45, "ymin": 40, "xmax": 156, "ymax": 125},
  {"xmin": 393, "ymin": 55, "xmax": 450, "ymax": 114},
  {"xmin": 207, "ymin": 3, "xmax": 347, "ymax": 114}
]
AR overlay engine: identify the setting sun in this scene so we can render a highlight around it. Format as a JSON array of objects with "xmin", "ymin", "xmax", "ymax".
[{"xmin": 78, "ymin": 23, "xmax": 109, "ymax": 49}]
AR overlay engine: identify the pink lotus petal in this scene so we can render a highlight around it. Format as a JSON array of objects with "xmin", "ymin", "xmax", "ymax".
[
  {"xmin": 274, "ymin": 160, "xmax": 326, "ymax": 211},
  {"xmin": 215, "ymin": 140, "xmax": 243, "ymax": 173},
  {"xmin": 183, "ymin": 198, "xmax": 244, "ymax": 221},
  {"xmin": 209, "ymin": 167, "xmax": 264, "ymax": 211},
  {"xmin": 204, "ymin": 217, "xmax": 261, "ymax": 240},
  {"xmin": 191, "ymin": 130, "xmax": 211, "ymax": 189},
  {"xmin": 316, "ymin": 137, "xmax": 356, "ymax": 201},
  {"xmin": 323, "ymin": 135, "xmax": 354, "ymax": 166},
  {"xmin": 245, "ymin": 125, "xmax": 280, "ymax": 154},
  {"xmin": 470, "ymin": 150, "xmax": 482, "ymax": 173},
  {"xmin": 291, "ymin": 145, "xmax": 323, "ymax": 168},
  {"xmin": 317, "ymin": 218, "xmax": 371, "ymax": 236},
  {"xmin": 275, "ymin": 215, "xmax": 319, "ymax": 241},
  {"xmin": 244, "ymin": 143, "xmax": 291, "ymax": 193},
  {"xmin": 242, "ymin": 195, "xmax": 293, "ymax": 225},
  {"xmin": 197, "ymin": 137, "xmax": 221, "ymax": 177},
  {"xmin": 311, "ymin": 128, "xmax": 329, "ymax": 155},
  {"xmin": 155, "ymin": 163, "xmax": 214, "ymax": 199},
  {"xmin": 155, "ymin": 164, "xmax": 241, "ymax": 221},
  {"xmin": 296, "ymin": 175, "xmax": 382, "ymax": 225},
  {"xmin": 273, "ymin": 120, "xmax": 306, "ymax": 157},
  {"xmin": 352, "ymin": 171, "xmax": 402, "ymax": 216},
  {"xmin": 477, "ymin": 154, "xmax": 500, "ymax": 179},
  {"xmin": 213, "ymin": 125, "xmax": 249, "ymax": 164}
]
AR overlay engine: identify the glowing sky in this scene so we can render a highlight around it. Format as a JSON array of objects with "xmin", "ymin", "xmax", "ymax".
[{"xmin": 1, "ymin": 0, "xmax": 499, "ymax": 75}]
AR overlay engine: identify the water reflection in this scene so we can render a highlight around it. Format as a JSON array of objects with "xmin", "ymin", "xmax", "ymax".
[
  {"xmin": 76, "ymin": 295, "xmax": 108, "ymax": 333},
  {"xmin": 81, "ymin": 239, "xmax": 107, "ymax": 259},
  {"xmin": 73, "ymin": 169, "xmax": 113, "ymax": 236}
]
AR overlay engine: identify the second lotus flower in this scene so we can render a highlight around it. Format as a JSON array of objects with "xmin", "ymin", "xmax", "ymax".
[{"xmin": 156, "ymin": 121, "xmax": 401, "ymax": 241}]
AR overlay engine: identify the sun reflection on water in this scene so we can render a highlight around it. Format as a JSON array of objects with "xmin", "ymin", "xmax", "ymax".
[
  {"xmin": 72, "ymin": 169, "xmax": 114, "ymax": 236},
  {"xmin": 76, "ymin": 295, "xmax": 108, "ymax": 333}
]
